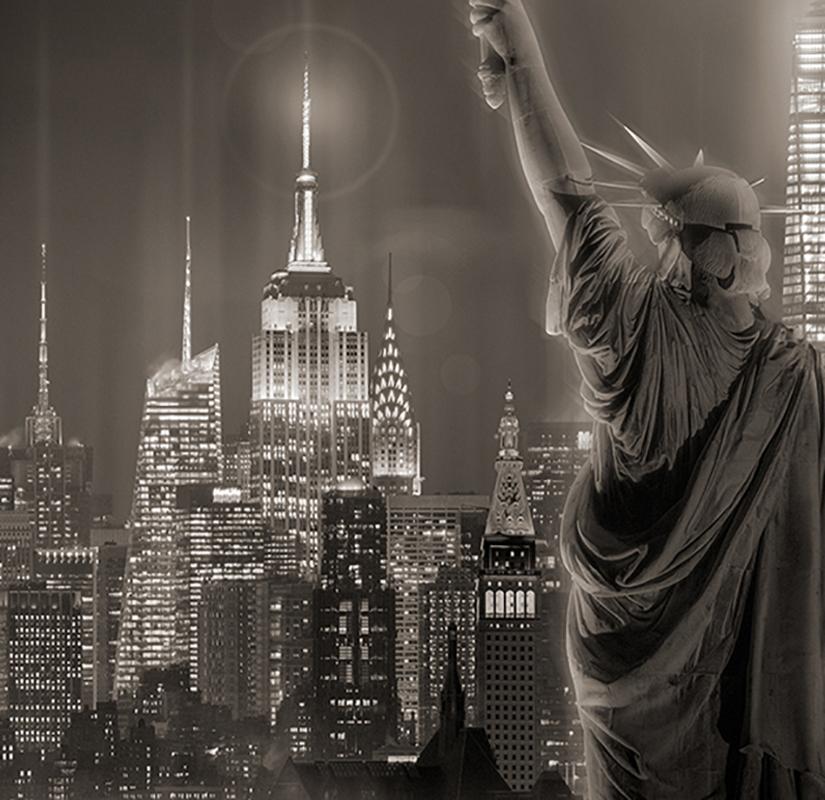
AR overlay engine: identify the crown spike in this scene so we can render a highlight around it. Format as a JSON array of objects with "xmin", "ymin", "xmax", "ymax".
[
  {"xmin": 592, "ymin": 179, "xmax": 646, "ymax": 191},
  {"xmin": 609, "ymin": 115, "xmax": 673, "ymax": 170},
  {"xmin": 750, "ymin": 177, "xmax": 766, "ymax": 188},
  {"xmin": 693, "ymin": 148, "xmax": 705, "ymax": 167},
  {"xmin": 583, "ymin": 142, "xmax": 646, "ymax": 177},
  {"xmin": 606, "ymin": 201, "xmax": 658, "ymax": 209},
  {"xmin": 760, "ymin": 205, "xmax": 804, "ymax": 215}
]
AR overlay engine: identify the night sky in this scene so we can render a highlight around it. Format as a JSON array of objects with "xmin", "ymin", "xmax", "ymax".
[{"xmin": 0, "ymin": 0, "xmax": 808, "ymax": 520}]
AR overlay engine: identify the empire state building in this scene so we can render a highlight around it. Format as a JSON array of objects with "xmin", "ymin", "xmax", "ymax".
[{"xmin": 249, "ymin": 59, "xmax": 371, "ymax": 578}]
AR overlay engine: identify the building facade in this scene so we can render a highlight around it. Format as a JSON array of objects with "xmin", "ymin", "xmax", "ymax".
[
  {"xmin": 7, "ymin": 586, "xmax": 83, "ymax": 754},
  {"xmin": 267, "ymin": 577, "xmax": 314, "ymax": 741},
  {"xmin": 313, "ymin": 484, "xmax": 396, "ymax": 758},
  {"xmin": 198, "ymin": 575, "xmax": 314, "ymax": 744},
  {"xmin": 386, "ymin": 493, "xmax": 487, "ymax": 744},
  {"xmin": 522, "ymin": 422, "xmax": 591, "ymax": 589},
  {"xmin": 248, "ymin": 61, "xmax": 370, "ymax": 580},
  {"xmin": 783, "ymin": 1, "xmax": 825, "ymax": 345},
  {"xmin": 0, "ymin": 504, "xmax": 33, "ymax": 588},
  {"xmin": 92, "ymin": 533, "xmax": 128, "ymax": 705},
  {"xmin": 199, "ymin": 578, "xmax": 270, "ymax": 721},
  {"xmin": 418, "ymin": 564, "xmax": 478, "ymax": 745},
  {"xmin": 32, "ymin": 547, "xmax": 99, "ymax": 708},
  {"xmin": 115, "ymin": 220, "xmax": 223, "ymax": 697},
  {"xmin": 176, "ymin": 485, "xmax": 266, "ymax": 690}
]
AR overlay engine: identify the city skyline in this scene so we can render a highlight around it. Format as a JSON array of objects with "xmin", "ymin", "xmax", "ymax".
[
  {"xmin": 0, "ymin": 0, "xmax": 803, "ymax": 520},
  {"xmin": 0, "ymin": 2, "xmax": 819, "ymax": 797}
]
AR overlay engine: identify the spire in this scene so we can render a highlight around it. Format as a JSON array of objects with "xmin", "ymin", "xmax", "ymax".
[
  {"xmin": 38, "ymin": 243, "xmax": 49, "ymax": 411},
  {"xmin": 437, "ymin": 624, "xmax": 465, "ymax": 758},
  {"xmin": 371, "ymin": 255, "xmax": 423, "ymax": 495},
  {"xmin": 485, "ymin": 382, "xmax": 534, "ymax": 537},
  {"xmin": 387, "ymin": 252, "xmax": 393, "ymax": 308},
  {"xmin": 182, "ymin": 215, "xmax": 192, "ymax": 366},
  {"xmin": 302, "ymin": 51, "xmax": 311, "ymax": 171},
  {"xmin": 287, "ymin": 53, "xmax": 327, "ymax": 271},
  {"xmin": 26, "ymin": 243, "xmax": 62, "ymax": 445}
]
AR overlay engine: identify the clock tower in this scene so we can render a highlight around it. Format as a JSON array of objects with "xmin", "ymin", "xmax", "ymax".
[{"xmin": 477, "ymin": 383, "xmax": 542, "ymax": 792}]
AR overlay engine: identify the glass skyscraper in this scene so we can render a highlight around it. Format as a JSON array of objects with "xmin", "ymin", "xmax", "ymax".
[
  {"xmin": 115, "ymin": 220, "xmax": 223, "ymax": 696},
  {"xmin": 783, "ymin": 1, "xmax": 825, "ymax": 345}
]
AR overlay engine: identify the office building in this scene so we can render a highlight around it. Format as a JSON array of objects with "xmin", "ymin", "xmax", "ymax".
[
  {"xmin": 387, "ymin": 493, "xmax": 487, "ymax": 744},
  {"xmin": 7, "ymin": 586, "xmax": 83, "ymax": 754},
  {"xmin": 116, "ymin": 218, "xmax": 223, "ymax": 696},
  {"xmin": 313, "ymin": 483, "xmax": 395, "ymax": 758},
  {"xmin": 248, "ymin": 60, "xmax": 370, "ymax": 578}
]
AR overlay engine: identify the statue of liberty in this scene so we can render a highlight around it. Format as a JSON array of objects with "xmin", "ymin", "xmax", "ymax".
[{"xmin": 470, "ymin": 1, "xmax": 825, "ymax": 796}]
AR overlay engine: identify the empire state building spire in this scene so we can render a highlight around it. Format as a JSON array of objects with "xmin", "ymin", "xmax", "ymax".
[
  {"xmin": 287, "ymin": 54, "xmax": 327, "ymax": 271},
  {"xmin": 26, "ymin": 243, "xmax": 62, "ymax": 445},
  {"xmin": 182, "ymin": 215, "xmax": 192, "ymax": 366},
  {"xmin": 37, "ymin": 243, "xmax": 49, "ymax": 412}
]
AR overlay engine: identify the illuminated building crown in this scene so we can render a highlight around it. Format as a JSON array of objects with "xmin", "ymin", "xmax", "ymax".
[
  {"xmin": 484, "ymin": 383, "xmax": 534, "ymax": 538},
  {"xmin": 372, "ymin": 259, "xmax": 415, "ymax": 434}
]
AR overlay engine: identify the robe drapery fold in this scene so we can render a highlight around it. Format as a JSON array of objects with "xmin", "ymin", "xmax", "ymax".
[{"xmin": 553, "ymin": 198, "xmax": 825, "ymax": 798}]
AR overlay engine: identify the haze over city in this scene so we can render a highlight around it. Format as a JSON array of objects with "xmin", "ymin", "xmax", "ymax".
[{"xmin": 0, "ymin": 0, "xmax": 805, "ymax": 519}]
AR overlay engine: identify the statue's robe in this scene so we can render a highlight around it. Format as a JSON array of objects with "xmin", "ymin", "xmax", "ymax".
[{"xmin": 555, "ymin": 198, "xmax": 825, "ymax": 798}]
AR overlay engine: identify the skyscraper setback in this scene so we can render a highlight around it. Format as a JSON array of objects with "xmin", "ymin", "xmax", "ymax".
[
  {"xmin": 783, "ymin": 1, "xmax": 825, "ymax": 344},
  {"xmin": 249, "ymin": 59, "xmax": 371, "ymax": 578},
  {"xmin": 115, "ymin": 218, "xmax": 223, "ymax": 696}
]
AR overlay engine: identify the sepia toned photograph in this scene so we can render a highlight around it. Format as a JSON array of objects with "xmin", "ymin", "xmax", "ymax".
[{"xmin": 0, "ymin": 0, "xmax": 822, "ymax": 797}]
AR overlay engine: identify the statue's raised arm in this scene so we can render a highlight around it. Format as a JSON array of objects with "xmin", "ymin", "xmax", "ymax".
[{"xmin": 470, "ymin": 0, "xmax": 594, "ymax": 250}]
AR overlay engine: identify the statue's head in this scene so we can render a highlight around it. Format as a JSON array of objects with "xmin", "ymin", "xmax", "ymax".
[
  {"xmin": 640, "ymin": 166, "xmax": 770, "ymax": 303},
  {"xmin": 583, "ymin": 121, "xmax": 790, "ymax": 305}
]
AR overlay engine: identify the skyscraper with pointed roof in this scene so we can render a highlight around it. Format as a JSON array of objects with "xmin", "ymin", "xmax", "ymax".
[
  {"xmin": 2, "ymin": 244, "xmax": 92, "ymax": 549},
  {"xmin": 477, "ymin": 384, "xmax": 543, "ymax": 792},
  {"xmin": 248, "ymin": 57, "xmax": 370, "ymax": 578},
  {"xmin": 371, "ymin": 256, "xmax": 422, "ymax": 497},
  {"xmin": 115, "ymin": 218, "xmax": 223, "ymax": 696}
]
